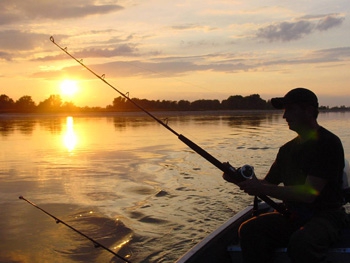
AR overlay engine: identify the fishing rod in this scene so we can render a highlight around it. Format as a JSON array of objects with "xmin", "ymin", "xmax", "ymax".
[
  {"xmin": 19, "ymin": 196, "xmax": 132, "ymax": 263},
  {"xmin": 49, "ymin": 36, "xmax": 288, "ymax": 216}
]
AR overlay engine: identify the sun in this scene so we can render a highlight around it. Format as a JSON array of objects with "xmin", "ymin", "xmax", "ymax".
[{"xmin": 60, "ymin": 80, "xmax": 78, "ymax": 97}]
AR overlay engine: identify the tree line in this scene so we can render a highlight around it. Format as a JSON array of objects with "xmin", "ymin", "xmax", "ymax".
[
  {"xmin": 0, "ymin": 93, "xmax": 349, "ymax": 113},
  {"xmin": 107, "ymin": 94, "xmax": 274, "ymax": 111}
]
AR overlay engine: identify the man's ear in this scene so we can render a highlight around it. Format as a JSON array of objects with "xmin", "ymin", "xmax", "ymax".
[{"xmin": 304, "ymin": 105, "xmax": 318, "ymax": 120}]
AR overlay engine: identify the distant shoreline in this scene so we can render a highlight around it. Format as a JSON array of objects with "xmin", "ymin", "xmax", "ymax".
[
  {"xmin": 2, "ymin": 93, "xmax": 349, "ymax": 115},
  {"xmin": 1, "ymin": 108, "xmax": 349, "ymax": 118}
]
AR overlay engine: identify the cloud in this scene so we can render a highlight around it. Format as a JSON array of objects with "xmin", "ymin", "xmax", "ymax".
[
  {"xmin": 180, "ymin": 39, "xmax": 220, "ymax": 49},
  {"xmin": 311, "ymin": 47, "xmax": 350, "ymax": 62},
  {"xmin": 256, "ymin": 14, "xmax": 345, "ymax": 42},
  {"xmin": 0, "ymin": 51, "xmax": 12, "ymax": 61},
  {"xmin": 36, "ymin": 44, "xmax": 140, "ymax": 62},
  {"xmin": 0, "ymin": 12, "xmax": 18, "ymax": 25},
  {"xmin": 171, "ymin": 24, "xmax": 217, "ymax": 32},
  {"xmin": 316, "ymin": 15, "xmax": 345, "ymax": 31},
  {"xmin": 34, "ymin": 44, "xmax": 350, "ymax": 80},
  {"xmin": 74, "ymin": 45, "xmax": 139, "ymax": 58},
  {"xmin": 0, "ymin": 30, "xmax": 140, "ymax": 60},
  {"xmin": 31, "ymin": 53, "xmax": 259, "ymax": 80},
  {"xmin": 259, "ymin": 46, "xmax": 350, "ymax": 68},
  {"xmin": 171, "ymin": 24, "xmax": 202, "ymax": 30},
  {"xmin": 31, "ymin": 60, "xmax": 205, "ymax": 80},
  {"xmin": 256, "ymin": 20, "xmax": 314, "ymax": 42},
  {"xmin": 0, "ymin": 0, "xmax": 123, "ymax": 25},
  {"xmin": 0, "ymin": 30, "xmax": 48, "ymax": 51}
]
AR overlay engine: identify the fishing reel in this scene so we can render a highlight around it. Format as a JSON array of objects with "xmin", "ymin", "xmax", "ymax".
[{"xmin": 224, "ymin": 164, "xmax": 255, "ymax": 183}]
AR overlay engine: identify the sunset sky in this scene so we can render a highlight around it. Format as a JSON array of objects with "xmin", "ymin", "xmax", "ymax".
[{"xmin": 1, "ymin": 0, "xmax": 349, "ymax": 107}]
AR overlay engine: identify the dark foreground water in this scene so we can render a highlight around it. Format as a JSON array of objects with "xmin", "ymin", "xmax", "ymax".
[{"xmin": 1, "ymin": 111, "xmax": 349, "ymax": 263}]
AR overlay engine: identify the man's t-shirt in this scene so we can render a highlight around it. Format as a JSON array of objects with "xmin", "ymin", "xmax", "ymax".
[{"xmin": 265, "ymin": 126, "xmax": 344, "ymax": 217}]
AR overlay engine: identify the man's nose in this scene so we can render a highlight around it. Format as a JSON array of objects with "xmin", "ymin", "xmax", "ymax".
[{"xmin": 282, "ymin": 110, "xmax": 287, "ymax": 119}]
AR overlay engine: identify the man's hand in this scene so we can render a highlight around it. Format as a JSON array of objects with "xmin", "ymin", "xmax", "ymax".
[
  {"xmin": 237, "ymin": 176, "xmax": 264, "ymax": 196},
  {"xmin": 222, "ymin": 162, "xmax": 241, "ymax": 184},
  {"xmin": 222, "ymin": 163, "xmax": 255, "ymax": 184},
  {"xmin": 222, "ymin": 171, "xmax": 238, "ymax": 184}
]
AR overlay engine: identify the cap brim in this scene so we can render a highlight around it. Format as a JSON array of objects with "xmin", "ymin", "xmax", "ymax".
[{"xmin": 271, "ymin": 98, "xmax": 285, "ymax": 109}]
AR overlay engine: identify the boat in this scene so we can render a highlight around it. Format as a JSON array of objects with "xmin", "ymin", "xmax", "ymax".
[
  {"xmin": 176, "ymin": 202, "xmax": 350, "ymax": 263},
  {"xmin": 177, "ymin": 161, "xmax": 350, "ymax": 263}
]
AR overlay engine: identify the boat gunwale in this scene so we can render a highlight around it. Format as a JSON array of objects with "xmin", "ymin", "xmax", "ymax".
[{"xmin": 175, "ymin": 205, "xmax": 254, "ymax": 263}]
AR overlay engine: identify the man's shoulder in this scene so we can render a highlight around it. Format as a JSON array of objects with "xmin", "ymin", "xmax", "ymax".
[
  {"xmin": 281, "ymin": 136, "xmax": 299, "ymax": 148},
  {"xmin": 318, "ymin": 126, "xmax": 342, "ymax": 145}
]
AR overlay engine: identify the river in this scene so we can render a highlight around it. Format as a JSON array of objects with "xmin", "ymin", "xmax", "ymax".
[{"xmin": 1, "ymin": 111, "xmax": 349, "ymax": 263}]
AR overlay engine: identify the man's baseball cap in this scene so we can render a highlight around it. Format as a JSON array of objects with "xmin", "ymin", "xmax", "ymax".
[{"xmin": 271, "ymin": 88, "xmax": 319, "ymax": 109}]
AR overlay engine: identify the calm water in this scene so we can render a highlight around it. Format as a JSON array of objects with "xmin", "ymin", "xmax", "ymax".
[{"xmin": 1, "ymin": 111, "xmax": 350, "ymax": 263}]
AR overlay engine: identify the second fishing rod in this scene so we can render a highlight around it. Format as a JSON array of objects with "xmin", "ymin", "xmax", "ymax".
[{"xmin": 49, "ymin": 36, "xmax": 288, "ymax": 216}]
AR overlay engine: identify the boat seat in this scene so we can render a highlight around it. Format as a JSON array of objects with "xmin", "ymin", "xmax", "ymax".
[{"xmin": 227, "ymin": 227, "xmax": 350, "ymax": 263}]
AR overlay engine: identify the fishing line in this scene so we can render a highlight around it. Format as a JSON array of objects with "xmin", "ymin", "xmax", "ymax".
[
  {"xmin": 19, "ymin": 196, "xmax": 132, "ymax": 263},
  {"xmin": 49, "ymin": 36, "xmax": 289, "ymax": 216}
]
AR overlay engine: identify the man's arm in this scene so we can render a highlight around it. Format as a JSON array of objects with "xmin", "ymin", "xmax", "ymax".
[{"xmin": 237, "ymin": 175, "xmax": 327, "ymax": 203}]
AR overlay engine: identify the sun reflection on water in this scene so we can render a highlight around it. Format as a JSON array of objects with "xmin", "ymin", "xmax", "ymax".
[{"xmin": 63, "ymin": 116, "xmax": 77, "ymax": 152}]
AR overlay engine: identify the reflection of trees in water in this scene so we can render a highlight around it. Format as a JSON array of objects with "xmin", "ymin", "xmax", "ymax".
[
  {"xmin": 111, "ymin": 111, "xmax": 283, "ymax": 131},
  {"xmin": 0, "ymin": 115, "xmax": 65, "ymax": 136},
  {"xmin": 16, "ymin": 119, "xmax": 36, "ymax": 135},
  {"xmin": 112, "ymin": 116, "xmax": 156, "ymax": 130},
  {"xmin": 226, "ymin": 115, "xmax": 265, "ymax": 127},
  {"xmin": 225, "ymin": 113, "xmax": 281, "ymax": 127},
  {"xmin": 0, "ymin": 112, "xmax": 282, "ymax": 136},
  {"xmin": 0, "ymin": 119, "xmax": 15, "ymax": 136},
  {"xmin": 111, "ymin": 112, "xmax": 207, "ymax": 130},
  {"xmin": 0, "ymin": 118, "xmax": 36, "ymax": 136},
  {"xmin": 39, "ymin": 117, "xmax": 63, "ymax": 134}
]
